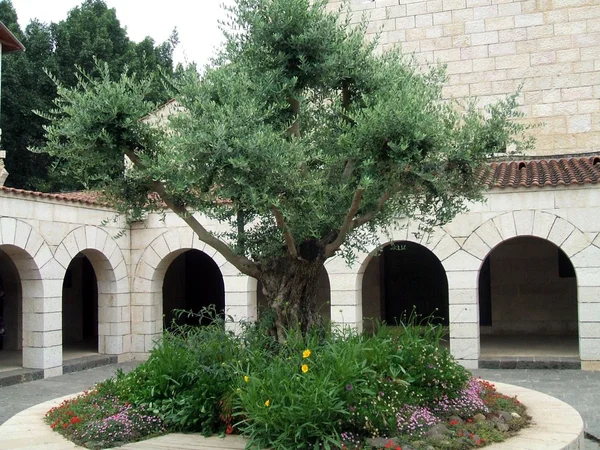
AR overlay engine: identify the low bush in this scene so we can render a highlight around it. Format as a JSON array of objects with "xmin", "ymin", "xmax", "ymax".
[{"xmin": 45, "ymin": 310, "xmax": 529, "ymax": 449}]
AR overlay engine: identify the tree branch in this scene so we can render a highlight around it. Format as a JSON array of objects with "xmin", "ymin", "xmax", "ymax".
[
  {"xmin": 124, "ymin": 149, "xmax": 260, "ymax": 278},
  {"xmin": 286, "ymin": 96, "xmax": 301, "ymax": 138},
  {"xmin": 351, "ymin": 191, "xmax": 390, "ymax": 228},
  {"xmin": 324, "ymin": 188, "xmax": 363, "ymax": 258},
  {"xmin": 271, "ymin": 205, "xmax": 298, "ymax": 257}
]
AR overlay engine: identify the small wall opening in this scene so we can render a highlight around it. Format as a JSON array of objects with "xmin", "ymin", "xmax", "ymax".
[
  {"xmin": 478, "ymin": 236, "xmax": 579, "ymax": 358},
  {"xmin": 256, "ymin": 266, "xmax": 331, "ymax": 325},
  {"xmin": 0, "ymin": 248, "xmax": 23, "ymax": 372},
  {"xmin": 62, "ymin": 253, "xmax": 99, "ymax": 357},
  {"xmin": 162, "ymin": 249, "xmax": 225, "ymax": 329},
  {"xmin": 362, "ymin": 241, "xmax": 449, "ymax": 332}
]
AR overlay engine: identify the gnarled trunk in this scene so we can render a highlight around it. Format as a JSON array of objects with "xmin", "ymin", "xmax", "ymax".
[{"xmin": 259, "ymin": 256, "xmax": 324, "ymax": 342}]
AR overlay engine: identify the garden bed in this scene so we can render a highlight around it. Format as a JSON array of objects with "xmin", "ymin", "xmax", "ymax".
[{"xmin": 45, "ymin": 315, "xmax": 531, "ymax": 450}]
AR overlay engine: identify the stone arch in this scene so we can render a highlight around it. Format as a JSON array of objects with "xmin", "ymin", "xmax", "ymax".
[
  {"xmin": 462, "ymin": 210, "xmax": 596, "ymax": 366},
  {"xmin": 132, "ymin": 228, "xmax": 245, "ymax": 353},
  {"xmin": 0, "ymin": 217, "xmax": 58, "ymax": 373},
  {"xmin": 55, "ymin": 226, "xmax": 129, "ymax": 356}
]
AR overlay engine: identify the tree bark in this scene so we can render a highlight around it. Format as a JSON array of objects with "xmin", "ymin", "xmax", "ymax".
[{"xmin": 259, "ymin": 256, "xmax": 324, "ymax": 342}]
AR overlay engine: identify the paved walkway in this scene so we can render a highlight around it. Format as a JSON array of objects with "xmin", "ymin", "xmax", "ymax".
[{"xmin": 0, "ymin": 363, "xmax": 598, "ymax": 449}]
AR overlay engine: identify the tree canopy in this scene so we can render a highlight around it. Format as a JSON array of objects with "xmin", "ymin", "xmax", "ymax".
[
  {"xmin": 0, "ymin": 0, "xmax": 177, "ymax": 191},
  {"xmin": 37, "ymin": 0, "xmax": 532, "ymax": 336}
]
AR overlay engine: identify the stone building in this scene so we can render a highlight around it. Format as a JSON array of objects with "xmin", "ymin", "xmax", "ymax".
[{"xmin": 1, "ymin": 0, "xmax": 600, "ymax": 379}]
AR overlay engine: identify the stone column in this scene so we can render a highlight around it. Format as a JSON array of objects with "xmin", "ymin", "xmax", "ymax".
[{"xmin": 0, "ymin": 150, "xmax": 8, "ymax": 187}]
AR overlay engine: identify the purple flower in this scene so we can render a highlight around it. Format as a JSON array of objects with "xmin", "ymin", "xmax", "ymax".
[{"xmin": 346, "ymin": 384, "xmax": 353, "ymax": 391}]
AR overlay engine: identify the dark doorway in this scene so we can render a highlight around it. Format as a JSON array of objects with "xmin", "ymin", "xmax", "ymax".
[
  {"xmin": 62, "ymin": 254, "xmax": 99, "ymax": 353},
  {"xmin": 478, "ymin": 236, "xmax": 578, "ymax": 358},
  {"xmin": 162, "ymin": 250, "xmax": 225, "ymax": 329},
  {"xmin": 0, "ymin": 248, "xmax": 22, "ymax": 370},
  {"xmin": 362, "ymin": 241, "xmax": 449, "ymax": 328}
]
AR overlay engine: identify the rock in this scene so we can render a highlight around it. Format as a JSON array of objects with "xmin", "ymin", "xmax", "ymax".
[
  {"xmin": 424, "ymin": 423, "xmax": 448, "ymax": 439},
  {"xmin": 449, "ymin": 415, "xmax": 463, "ymax": 424},
  {"xmin": 470, "ymin": 434, "xmax": 481, "ymax": 443},
  {"xmin": 365, "ymin": 437, "xmax": 401, "ymax": 448},
  {"xmin": 473, "ymin": 413, "xmax": 486, "ymax": 422},
  {"xmin": 511, "ymin": 412, "xmax": 521, "ymax": 419},
  {"xmin": 496, "ymin": 422, "xmax": 510, "ymax": 432},
  {"xmin": 500, "ymin": 411, "xmax": 512, "ymax": 423}
]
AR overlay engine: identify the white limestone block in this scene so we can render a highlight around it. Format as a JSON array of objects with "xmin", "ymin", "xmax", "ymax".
[
  {"xmin": 105, "ymin": 335, "xmax": 124, "ymax": 354},
  {"xmin": 579, "ymin": 302, "xmax": 600, "ymax": 322},
  {"xmin": 475, "ymin": 219, "xmax": 503, "ymax": 250},
  {"xmin": 462, "ymin": 232, "xmax": 490, "ymax": 260},
  {"xmin": 14, "ymin": 224, "xmax": 31, "ymax": 250},
  {"xmin": 226, "ymin": 291, "xmax": 250, "ymax": 307},
  {"xmin": 449, "ymin": 304, "xmax": 478, "ymax": 323},
  {"xmin": 579, "ymin": 322, "xmax": 600, "ymax": 338},
  {"xmin": 578, "ymin": 287, "xmax": 600, "ymax": 303},
  {"xmin": 446, "ymin": 270, "xmax": 478, "ymax": 289},
  {"xmin": 492, "ymin": 212, "xmax": 517, "ymax": 240},
  {"xmin": 85, "ymin": 226, "xmax": 97, "ymax": 251},
  {"xmin": 443, "ymin": 212, "xmax": 483, "ymax": 238},
  {"xmin": 580, "ymin": 338, "xmax": 600, "ymax": 360},
  {"xmin": 575, "ymin": 268, "xmax": 600, "ymax": 287},
  {"xmin": 0, "ymin": 217, "xmax": 16, "ymax": 244},
  {"xmin": 532, "ymin": 210, "xmax": 556, "ymax": 239},
  {"xmin": 449, "ymin": 337, "xmax": 479, "ymax": 360},
  {"xmin": 53, "ymin": 244, "xmax": 71, "ymax": 269},
  {"xmin": 59, "ymin": 231, "xmax": 79, "ymax": 258},
  {"xmin": 571, "ymin": 244, "xmax": 600, "ymax": 267},
  {"xmin": 34, "ymin": 244, "xmax": 53, "ymax": 269},
  {"xmin": 433, "ymin": 233, "xmax": 461, "ymax": 261},
  {"xmin": 330, "ymin": 289, "xmax": 359, "ymax": 306},
  {"xmin": 442, "ymin": 250, "xmax": 482, "ymax": 271},
  {"xmin": 513, "ymin": 210, "xmax": 535, "ymax": 236},
  {"xmin": 25, "ymin": 229, "xmax": 45, "ymax": 258},
  {"xmin": 131, "ymin": 334, "xmax": 145, "ymax": 353},
  {"xmin": 31, "ymin": 201, "xmax": 54, "ymax": 221},
  {"xmin": 547, "ymin": 217, "xmax": 575, "ymax": 247},
  {"xmin": 448, "ymin": 288, "xmax": 478, "ymax": 305},
  {"xmin": 94, "ymin": 229, "xmax": 108, "ymax": 254},
  {"xmin": 449, "ymin": 322, "xmax": 479, "ymax": 339},
  {"xmin": 151, "ymin": 234, "xmax": 170, "ymax": 261},
  {"xmin": 73, "ymin": 226, "xmax": 87, "ymax": 252},
  {"xmin": 331, "ymin": 304, "xmax": 360, "ymax": 323},
  {"xmin": 223, "ymin": 275, "xmax": 251, "ymax": 293},
  {"xmin": 328, "ymin": 273, "xmax": 357, "ymax": 291}
]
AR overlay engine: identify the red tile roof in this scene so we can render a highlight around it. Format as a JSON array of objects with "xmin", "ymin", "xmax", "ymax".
[
  {"xmin": 481, "ymin": 155, "xmax": 600, "ymax": 189},
  {"xmin": 2, "ymin": 156, "xmax": 600, "ymax": 206},
  {"xmin": 0, "ymin": 187, "xmax": 105, "ymax": 205}
]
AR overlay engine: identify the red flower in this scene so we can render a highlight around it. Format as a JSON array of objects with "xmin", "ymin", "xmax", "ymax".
[
  {"xmin": 385, "ymin": 440, "xmax": 394, "ymax": 448},
  {"xmin": 449, "ymin": 419, "xmax": 460, "ymax": 426},
  {"xmin": 226, "ymin": 424, "xmax": 233, "ymax": 434},
  {"xmin": 70, "ymin": 416, "xmax": 81, "ymax": 425},
  {"xmin": 63, "ymin": 423, "xmax": 69, "ymax": 428}
]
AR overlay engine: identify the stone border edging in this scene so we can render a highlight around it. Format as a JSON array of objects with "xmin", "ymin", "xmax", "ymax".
[{"xmin": 0, "ymin": 381, "xmax": 584, "ymax": 450}]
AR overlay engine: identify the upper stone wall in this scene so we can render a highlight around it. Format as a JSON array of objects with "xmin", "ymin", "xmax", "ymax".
[{"xmin": 327, "ymin": 0, "xmax": 600, "ymax": 157}]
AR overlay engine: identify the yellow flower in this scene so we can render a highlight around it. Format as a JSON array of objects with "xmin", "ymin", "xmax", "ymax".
[
  {"xmin": 301, "ymin": 364, "xmax": 309, "ymax": 373},
  {"xmin": 264, "ymin": 399, "xmax": 271, "ymax": 407},
  {"xmin": 244, "ymin": 375, "xmax": 249, "ymax": 383},
  {"xmin": 303, "ymin": 349, "xmax": 311, "ymax": 358}
]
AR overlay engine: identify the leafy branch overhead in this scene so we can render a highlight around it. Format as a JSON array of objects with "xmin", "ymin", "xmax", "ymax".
[{"xmin": 37, "ymin": 0, "xmax": 533, "ymax": 287}]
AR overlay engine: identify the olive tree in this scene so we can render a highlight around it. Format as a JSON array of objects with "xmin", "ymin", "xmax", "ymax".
[{"xmin": 37, "ymin": 0, "xmax": 531, "ymax": 340}]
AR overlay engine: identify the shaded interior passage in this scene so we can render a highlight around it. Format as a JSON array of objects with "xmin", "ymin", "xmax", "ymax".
[
  {"xmin": 479, "ymin": 236, "xmax": 579, "ymax": 358},
  {"xmin": 0, "ymin": 248, "xmax": 22, "ymax": 371},
  {"xmin": 363, "ymin": 241, "xmax": 449, "ymax": 331},
  {"xmin": 162, "ymin": 250, "xmax": 225, "ymax": 329},
  {"xmin": 62, "ymin": 254, "xmax": 98, "ymax": 354}
]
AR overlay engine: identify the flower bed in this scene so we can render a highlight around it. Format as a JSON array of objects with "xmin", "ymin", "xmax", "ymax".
[{"xmin": 45, "ymin": 313, "xmax": 530, "ymax": 450}]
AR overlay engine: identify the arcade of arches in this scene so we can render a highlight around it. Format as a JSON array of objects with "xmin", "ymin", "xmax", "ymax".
[{"xmin": 1, "ymin": 187, "xmax": 600, "ymax": 376}]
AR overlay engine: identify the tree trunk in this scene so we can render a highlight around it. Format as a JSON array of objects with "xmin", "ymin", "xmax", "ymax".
[{"xmin": 259, "ymin": 256, "xmax": 324, "ymax": 342}]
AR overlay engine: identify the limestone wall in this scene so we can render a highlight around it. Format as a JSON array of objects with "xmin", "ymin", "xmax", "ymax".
[{"xmin": 330, "ymin": 0, "xmax": 600, "ymax": 156}]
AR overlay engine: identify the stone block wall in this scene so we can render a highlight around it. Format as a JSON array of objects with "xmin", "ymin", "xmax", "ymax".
[{"xmin": 329, "ymin": 0, "xmax": 600, "ymax": 156}]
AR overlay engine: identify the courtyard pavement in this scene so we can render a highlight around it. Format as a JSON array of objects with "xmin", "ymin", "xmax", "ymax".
[{"xmin": 0, "ymin": 363, "xmax": 598, "ymax": 449}]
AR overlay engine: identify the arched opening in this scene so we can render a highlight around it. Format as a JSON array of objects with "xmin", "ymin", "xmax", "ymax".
[
  {"xmin": 62, "ymin": 253, "xmax": 99, "ymax": 358},
  {"xmin": 0, "ymin": 248, "xmax": 23, "ymax": 372},
  {"xmin": 479, "ymin": 236, "xmax": 579, "ymax": 361},
  {"xmin": 162, "ymin": 249, "xmax": 225, "ymax": 329},
  {"xmin": 362, "ymin": 241, "xmax": 449, "ymax": 333},
  {"xmin": 256, "ymin": 266, "xmax": 331, "ymax": 325}
]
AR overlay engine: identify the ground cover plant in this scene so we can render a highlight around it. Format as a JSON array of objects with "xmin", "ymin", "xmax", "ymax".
[{"xmin": 45, "ymin": 312, "xmax": 530, "ymax": 449}]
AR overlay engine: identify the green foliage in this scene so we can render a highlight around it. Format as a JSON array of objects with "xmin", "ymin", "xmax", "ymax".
[
  {"xmin": 113, "ymin": 312, "xmax": 239, "ymax": 435},
  {"xmin": 37, "ymin": 0, "xmax": 533, "ymax": 273},
  {"xmin": 0, "ymin": 0, "xmax": 176, "ymax": 191}
]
